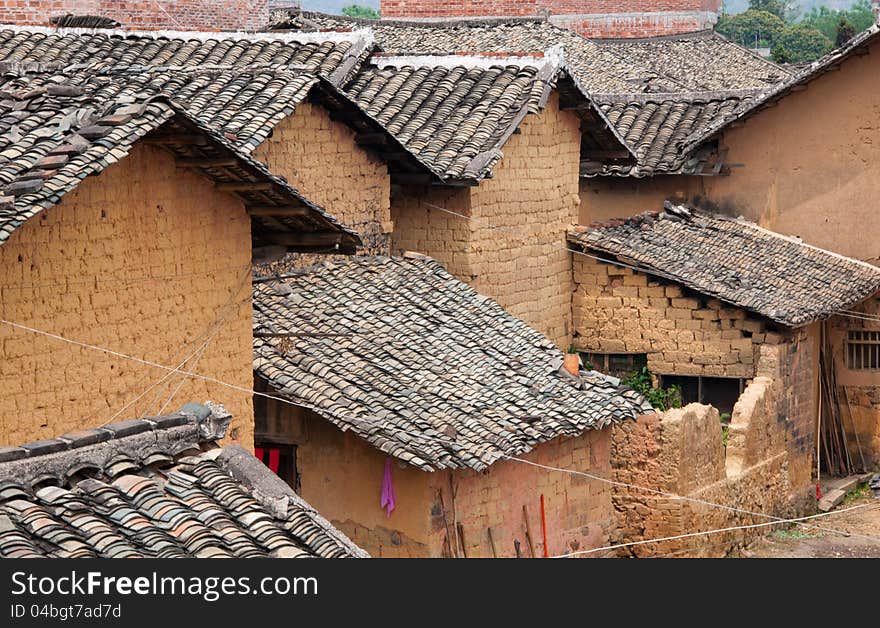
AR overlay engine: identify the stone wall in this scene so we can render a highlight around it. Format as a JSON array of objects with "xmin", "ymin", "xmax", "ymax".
[
  {"xmin": 391, "ymin": 93, "xmax": 581, "ymax": 348},
  {"xmin": 253, "ymin": 103, "xmax": 393, "ymax": 258},
  {"xmin": 0, "ymin": 0, "xmax": 269, "ymax": 31},
  {"xmin": 571, "ymin": 253, "xmax": 771, "ymax": 378},
  {"xmin": 0, "ymin": 143, "xmax": 255, "ymax": 447},
  {"xmin": 610, "ymin": 331, "xmax": 818, "ymax": 557}
]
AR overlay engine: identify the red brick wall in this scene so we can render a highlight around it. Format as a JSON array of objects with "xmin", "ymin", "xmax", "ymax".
[
  {"xmin": 380, "ymin": 0, "xmax": 722, "ymax": 38},
  {"xmin": 0, "ymin": 0, "xmax": 269, "ymax": 31}
]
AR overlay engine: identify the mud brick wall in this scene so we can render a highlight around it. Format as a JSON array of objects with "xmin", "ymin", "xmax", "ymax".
[
  {"xmin": 0, "ymin": 0, "xmax": 269, "ymax": 31},
  {"xmin": 610, "ymin": 334, "xmax": 818, "ymax": 558},
  {"xmin": 390, "ymin": 185, "xmax": 473, "ymax": 281},
  {"xmin": 0, "ymin": 144, "xmax": 255, "ymax": 447},
  {"xmin": 430, "ymin": 428, "xmax": 617, "ymax": 558},
  {"xmin": 828, "ymin": 295, "xmax": 880, "ymax": 467},
  {"xmin": 392, "ymin": 93, "xmax": 580, "ymax": 348},
  {"xmin": 253, "ymin": 103, "xmax": 393, "ymax": 258},
  {"xmin": 467, "ymin": 92, "xmax": 581, "ymax": 348},
  {"xmin": 572, "ymin": 254, "xmax": 774, "ymax": 378}
]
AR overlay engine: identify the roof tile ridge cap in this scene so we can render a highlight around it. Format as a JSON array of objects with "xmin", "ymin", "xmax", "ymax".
[
  {"xmin": 592, "ymin": 88, "xmax": 761, "ymax": 105},
  {"xmin": 729, "ymin": 214, "xmax": 880, "ymax": 273},
  {"xmin": 0, "ymin": 23, "xmax": 370, "ymax": 45},
  {"xmin": 372, "ymin": 52, "xmax": 550, "ymax": 71}
]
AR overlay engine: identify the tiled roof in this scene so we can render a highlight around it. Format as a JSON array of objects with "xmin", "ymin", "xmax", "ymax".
[
  {"xmin": 682, "ymin": 25, "xmax": 880, "ymax": 155},
  {"xmin": 568, "ymin": 203, "xmax": 880, "ymax": 327},
  {"xmin": 587, "ymin": 90, "xmax": 756, "ymax": 177},
  {"xmin": 269, "ymin": 11, "xmax": 790, "ymax": 94},
  {"xmin": 268, "ymin": 12, "xmax": 790, "ymax": 177},
  {"xmin": 0, "ymin": 77, "xmax": 360, "ymax": 251},
  {"xmin": 0, "ymin": 26, "xmax": 369, "ymax": 82},
  {"xmin": 344, "ymin": 53, "xmax": 632, "ymax": 182},
  {"xmin": 0, "ymin": 403, "xmax": 367, "ymax": 558},
  {"xmin": 253, "ymin": 254, "xmax": 654, "ymax": 472}
]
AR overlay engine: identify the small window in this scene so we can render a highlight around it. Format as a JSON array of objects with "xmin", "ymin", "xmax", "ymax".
[
  {"xmin": 584, "ymin": 353, "xmax": 647, "ymax": 378},
  {"xmin": 660, "ymin": 375, "xmax": 745, "ymax": 418},
  {"xmin": 845, "ymin": 330, "xmax": 880, "ymax": 370},
  {"xmin": 254, "ymin": 443, "xmax": 299, "ymax": 492}
]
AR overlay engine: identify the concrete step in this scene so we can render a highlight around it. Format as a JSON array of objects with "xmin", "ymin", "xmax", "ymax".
[{"xmin": 818, "ymin": 473, "xmax": 874, "ymax": 512}]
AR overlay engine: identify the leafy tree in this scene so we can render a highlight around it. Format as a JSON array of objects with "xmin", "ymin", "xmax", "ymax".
[
  {"xmin": 716, "ymin": 9, "xmax": 785, "ymax": 48},
  {"xmin": 771, "ymin": 24, "xmax": 833, "ymax": 63},
  {"xmin": 747, "ymin": 0, "xmax": 797, "ymax": 21},
  {"xmin": 801, "ymin": 1, "xmax": 874, "ymax": 43},
  {"xmin": 835, "ymin": 16, "xmax": 857, "ymax": 47},
  {"xmin": 341, "ymin": 5, "xmax": 380, "ymax": 20}
]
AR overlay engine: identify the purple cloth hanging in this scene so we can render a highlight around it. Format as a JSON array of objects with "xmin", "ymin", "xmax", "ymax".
[{"xmin": 380, "ymin": 457, "xmax": 396, "ymax": 517}]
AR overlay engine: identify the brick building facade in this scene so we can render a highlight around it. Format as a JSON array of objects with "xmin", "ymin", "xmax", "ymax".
[
  {"xmin": 0, "ymin": 0, "xmax": 269, "ymax": 31},
  {"xmin": 380, "ymin": 0, "xmax": 721, "ymax": 38}
]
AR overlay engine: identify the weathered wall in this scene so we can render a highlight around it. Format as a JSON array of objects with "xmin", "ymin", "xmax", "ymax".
[
  {"xmin": 433, "ymin": 429, "xmax": 617, "ymax": 558},
  {"xmin": 253, "ymin": 103, "xmax": 393, "ymax": 257},
  {"xmin": 0, "ymin": 144, "xmax": 255, "ymax": 447},
  {"xmin": 578, "ymin": 175, "xmax": 705, "ymax": 224},
  {"xmin": 571, "ymin": 254, "xmax": 771, "ymax": 378},
  {"xmin": 255, "ymin": 389, "xmax": 436, "ymax": 557},
  {"xmin": 392, "ymin": 93, "xmax": 580, "ymax": 348},
  {"xmin": 468, "ymin": 92, "xmax": 581, "ymax": 347},
  {"xmin": 828, "ymin": 295, "xmax": 880, "ymax": 467},
  {"xmin": 0, "ymin": 0, "xmax": 269, "ymax": 31},
  {"xmin": 380, "ymin": 0, "xmax": 720, "ymax": 38},
  {"xmin": 256, "ymin": 382, "xmax": 621, "ymax": 557},
  {"xmin": 702, "ymin": 36, "xmax": 880, "ymax": 262},
  {"xmin": 610, "ymin": 329, "xmax": 818, "ymax": 557}
]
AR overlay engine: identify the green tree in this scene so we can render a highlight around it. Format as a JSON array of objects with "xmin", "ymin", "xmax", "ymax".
[
  {"xmin": 716, "ymin": 9, "xmax": 786, "ymax": 48},
  {"xmin": 801, "ymin": 1, "xmax": 874, "ymax": 43},
  {"xmin": 771, "ymin": 24, "xmax": 833, "ymax": 63},
  {"xmin": 747, "ymin": 0, "xmax": 796, "ymax": 21},
  {"xmin": 341, "ymin": 5, "xmax": 380, "ymax": 20},
  {"xmin": 835, "ymin": 16, "xmax": 857, "ymax": 47}
]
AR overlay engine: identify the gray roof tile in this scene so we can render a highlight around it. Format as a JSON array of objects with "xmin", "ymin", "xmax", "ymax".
[
  {"xmin": 253, "ymin": 255, "xmax": 654, "ymax": 471},
  {"xmin": 568, "ymin": 203, "xmax": 880, "ymax": 327}
]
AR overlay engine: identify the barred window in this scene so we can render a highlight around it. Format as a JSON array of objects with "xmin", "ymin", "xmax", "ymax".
[
  {"xmin": 846, "ymin": 330, "xmax": 880, "ymax": 370},
  {"xmin": 583, "ymin": 353, "xmax": 647, "ymax": 378}
]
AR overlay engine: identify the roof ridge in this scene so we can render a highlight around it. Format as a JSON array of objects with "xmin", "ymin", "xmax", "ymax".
[
  {"xmin": 0, "ymin": 22, "xmax": 372, "ymax": 45},
  {"xmin": 592, "ymin": 88, "xmax": 760, "ymax": 105}
]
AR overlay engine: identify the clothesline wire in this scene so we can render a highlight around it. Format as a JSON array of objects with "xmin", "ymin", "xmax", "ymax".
[
  {"xmin": 3, "ymin": 315, "xmax": 879, "ymax": 547},
  {"xmin": 550, "ymin": 502, "xmax": 879, "ymax": 558}
]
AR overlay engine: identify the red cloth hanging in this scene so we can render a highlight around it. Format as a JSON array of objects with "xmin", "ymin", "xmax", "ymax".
[
  {"xmin": 268, "ymin": 448, "xmax": 280, "ymax": 474},
  {"xmin": 254, "ymin": 447, "xmax": 264, "ymax": 463}
]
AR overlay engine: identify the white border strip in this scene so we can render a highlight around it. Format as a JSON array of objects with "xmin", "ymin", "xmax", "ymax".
[
  {"xmin": 373, "ymin": 44, "xmax": 565, "ymax": 71},
  {"xmin": 0, "ymin": 23, "xmax": 374, "ymax": 46}
]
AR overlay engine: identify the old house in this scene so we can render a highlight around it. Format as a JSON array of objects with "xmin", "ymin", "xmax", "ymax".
[
  {"xmin": 567, "ymin": 203, "xmax": 880, "ymax": 554},
  {"xmin": 0, "ymin": 77, "xmax": 359, "ymax": 449},
  {"xmin": 0, "ymin": 402, "xmax": 367, "ymax": 557},
  {"xmin": 270, "ymin": 13, "xmax": 792, "ymax": 228},
  {"xmin": 0, "ymin": 25, "xmax": 399, "ymax": 257},
  {"xmin": 252, "ymin": 254, "xmax": 653, "ymax": 557},
  {"xmin": 333, "ymin": 51, "xmax": 634, "ymax": 347}
]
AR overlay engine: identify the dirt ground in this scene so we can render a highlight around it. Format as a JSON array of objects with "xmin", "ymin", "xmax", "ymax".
[{"xmin": 743, "ymin": 491, "xmax": 880, "ymax": 558}]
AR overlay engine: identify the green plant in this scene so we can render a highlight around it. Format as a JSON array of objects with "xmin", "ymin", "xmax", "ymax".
[
  {"xmin": 719, "ymin": 412, "xmax": 731, "ymax": 446},
  {"xmin": 341, "ymin": 5, "xmax": 380, "ymax": 19},
  {"xmin": 843, "ymin": 482, "xmax": 871, "ymax": 504},
  {"xmin": 716, "ymin": 10, "xmax": 786, "ymax": 49},
  {"xmin": 566, "ymin": 344, "xmax": 578, "ymax": 354},
  {"xmin": 621, "ymin": 367, "xmax": 683, "ymax": 411},
  {"xmin": 772, "ymin": 25, "xmax": 833, "ymax": 63}
]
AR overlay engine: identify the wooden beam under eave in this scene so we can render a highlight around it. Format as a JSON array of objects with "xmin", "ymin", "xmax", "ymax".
[
  {"xmin": 216, "ymin": 181, "xmax": 274, "ymax": 192},
  {"xmin": 143, "ymin": 134, "xmax": 208, "ymax": 145},
  {"xmin": 355, "ymin": 132, "xmax": 389, "ymax": 145},
  {"xmin": 258, "ymin": 231, "xmax": 348, "ymax": 247},
  {"xmin": 176, "ymin": 157, "xmax": 239, "ymax": 168},
  {"xmin": 247, "ymin": 205, "xmax": 311, "ymax": 217}
]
